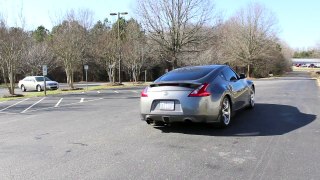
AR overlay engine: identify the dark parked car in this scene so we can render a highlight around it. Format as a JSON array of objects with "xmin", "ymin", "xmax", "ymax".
[
  {"xmin": 308, "ymin": 64, "xmax": 315, "ymax": 68},
  {"xmin": 140, "ymin": 65, "xmax": 255, "ymax": 128}
]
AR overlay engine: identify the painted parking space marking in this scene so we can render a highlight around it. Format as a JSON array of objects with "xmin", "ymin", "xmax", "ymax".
[
  {"xmin": 21, "ymin": 97, "xmax": 46, "ymax": 113},
  {"xmin": 54, "ymin": 98, "xmax": 63, "ymax": 107},
  {"xmin": 0, "ymin": 88, "xmax": 142, "ymax": 114},
  {"xmin": 0, "ymin": 98, "xmax": 30, "ymax": 112},
  {"xmin": 26, "ymin": 98, "xmax": 104, "ymax": 113}
]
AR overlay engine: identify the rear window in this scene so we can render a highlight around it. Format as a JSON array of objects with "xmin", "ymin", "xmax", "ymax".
[{"xmin": 156, "ymin": 67, "xmax": 215, "ymax": 82}]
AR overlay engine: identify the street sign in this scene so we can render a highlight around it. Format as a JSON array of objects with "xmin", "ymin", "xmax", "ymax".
[
  {"xmin": 43, "ymin": 65, "xmax": 47, "ymax": 76},
  {"xmin": 84, "ymin": 65, "xmax": 89, "ymax": 70}
]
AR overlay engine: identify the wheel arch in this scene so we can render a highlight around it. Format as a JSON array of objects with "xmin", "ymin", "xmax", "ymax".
[{"xmin": 223, "ymin": 93, "xmax": 233, "ymax": 111}]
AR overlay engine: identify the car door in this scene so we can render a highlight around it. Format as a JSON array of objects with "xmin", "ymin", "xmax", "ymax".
[
  {"xmin": 24, "ymin": 77, "xmax": 32, "ymax": 90},
  {"xmin": 222, "ymin": 67, "xmax": 248, "ymax": 110},
  {"xmin": 27, "ymin": 77, "xmax": 36, "ymax": 90}
]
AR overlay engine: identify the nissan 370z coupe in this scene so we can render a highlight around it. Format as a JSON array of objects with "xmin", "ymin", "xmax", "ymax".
[{"xmin": 140, "ymin": 65, "xmax": 255, "ymax": 128}]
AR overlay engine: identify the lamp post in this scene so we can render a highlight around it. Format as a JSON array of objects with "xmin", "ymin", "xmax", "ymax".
[{"xmin": 110, "ymin": 12, "xmax": 128, "ymax": 84}]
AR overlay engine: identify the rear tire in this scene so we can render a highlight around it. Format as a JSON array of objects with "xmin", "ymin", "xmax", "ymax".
[
  {"xmin": 218, "ymin": 97, "xmax": 231, "ymax": 128},
  {"xmin": 21, "ymin": 85, "xmax": 26, "ymax": 92},
  {"xmin": 248, "ymin": 87, "xmax": 255, "ymax": 109},
  {"xmin": 36, "ymin": 85, "xmax": 42, "ymax": 92}
]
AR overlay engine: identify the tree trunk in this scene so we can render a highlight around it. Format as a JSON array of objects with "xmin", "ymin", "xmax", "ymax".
[
  {"xmin": 172, "ymin": 54, "xmax": 178, "ymax": 70},
  {"xmin": 9, "ymin": 66, "xmax": 15, "ymax": 95},
  {"xmin": 247, "ymin": 64, "xmax": 250, "ymax": 78},
  {"xmin": 66, "ymin": 68, "xmax": 74, "ymax": 89}
]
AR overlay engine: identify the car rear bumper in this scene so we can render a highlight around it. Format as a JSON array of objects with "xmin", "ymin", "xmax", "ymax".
[
  {"xmin": 140, "ymin": 91, "xmax": 222, "ymax": 124},
  {"xmin": 141, "ymin": 114, "xmax": 219, "ymax": 124}
]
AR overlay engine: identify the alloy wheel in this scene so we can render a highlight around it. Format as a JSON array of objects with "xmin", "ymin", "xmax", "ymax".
[
  {"xmin": 221, "ymin": 97, "xmax": 231, "ymax": 126},
  {"xmin": 37, "ymin": 85, "xmax": 42, "ymax": 92},
  {"xmin": 249, "ymin": 88, "xmax": 255, "ymax": 108}
]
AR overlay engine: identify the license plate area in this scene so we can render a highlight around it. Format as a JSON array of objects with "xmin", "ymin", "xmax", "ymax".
[{"xmin": 159, "ymin": 101, "xmax": 175, "ymax": 111}]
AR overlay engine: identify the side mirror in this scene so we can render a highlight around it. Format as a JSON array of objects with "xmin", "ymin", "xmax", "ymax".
[{"xmin": 239, "ymin": 73, "xmax": 246, "ymax": 79}]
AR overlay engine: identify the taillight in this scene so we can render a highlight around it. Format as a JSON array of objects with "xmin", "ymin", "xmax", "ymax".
[
  {"xmin": 188, "ymin": 83, "xmax": 211, "ymax": 97},
  {"xmin": 141, "ymin": 87, "xmax": 149, "ymax": 97}
]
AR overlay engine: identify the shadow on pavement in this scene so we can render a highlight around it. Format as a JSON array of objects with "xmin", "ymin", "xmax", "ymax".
[{"xmin": 154, "ymin": 103, "xmax": 316, "ymax": 136}]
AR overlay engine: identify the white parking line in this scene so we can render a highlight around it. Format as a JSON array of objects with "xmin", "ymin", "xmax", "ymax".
[
  {"xmin": 21, "ymin": 97, "xmax": 46, "ymax": 113},
  {"xmin": 131, "ymin": 90, "xmax": 138, "ymax": 93},
  {"xmin": 114, "ymin": 91, "xmax": 119, "ymax": 93},
  {"xmin": 80, "ymin": 98, "xmax": 84, "ymax": 103},
  {"xmin": 0, "ymin": 98, "xmax": 30, "ymax": 111},
  {"xmin": 26, "ymin": 98, "xmax": 104, "ymax": 113},
  {"xmin": 97, "ymin": 91, "xmax": 101, "ymax": 94},
  {"xmin": 55, "ymin": 98, "xmax": 63, "ymax": 107}
]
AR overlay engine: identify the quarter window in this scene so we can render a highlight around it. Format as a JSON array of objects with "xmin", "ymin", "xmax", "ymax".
[{"xmin": 222, "ymin": 67, "xmax": 239, "ymax": 81}]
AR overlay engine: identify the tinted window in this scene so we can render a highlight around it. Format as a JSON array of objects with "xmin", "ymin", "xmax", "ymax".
[
  {"xmin": 35, "ymin": 77, "xmax": 51, "ymax": 82},
  {"xmin": 222, "ymin": 67, "xmax": 238, "ymax": 81},
  {"xmin": 156, "ymin": 67, "xmax": 214, "ymax": 81}
]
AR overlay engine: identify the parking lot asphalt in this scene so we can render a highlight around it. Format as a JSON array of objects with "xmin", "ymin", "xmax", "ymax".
[
  {"xmin": 0, "ymin": 71, "xmax": 320, "ymax": 179},
  {"xmin": 0, "ymin": 88, "xmax": 142, "ymax": 114}
]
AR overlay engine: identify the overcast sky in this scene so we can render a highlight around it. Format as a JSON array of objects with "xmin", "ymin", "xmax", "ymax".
[{"xmin": 0, "ymin": 0, "xmax": 320, "ymax": 50}]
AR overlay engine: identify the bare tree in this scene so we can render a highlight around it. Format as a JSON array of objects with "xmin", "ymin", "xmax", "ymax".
[
  {"xmin": 20, "ymin": 26, "xmax": 56, "ymax": 76},
  {"xmin": 51, "ymin": 10, "xmax": 91, "ymax": 88},
  {"xmin": 90, "ymin": 20, "xmax": 118, "ymax": 83},
  {"xmin": 122, "ymin": 19, "xmax": 148, "ymax": 82},
  {"xmin": 51, "ymin": 20, "xmax": 86, "ymax": 88},
  {"xmin": 0, "ymin": 22, "xmax": 28, "ymax": 95},
  {"xmin": 24, "ymin": 42, "xmax": 55, "ymax": 76},
  {"xmin": 222, "ymin": 2, "xmax": 279, "ymax": 77},
  {"xmin": 137, "ymin": 0, "xmax": 215, "ymax": 69}
]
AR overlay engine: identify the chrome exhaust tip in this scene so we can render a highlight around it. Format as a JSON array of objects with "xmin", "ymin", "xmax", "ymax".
[{"xmin": 146, "ymin": 118, "xmax": 153, "ymax": 124}]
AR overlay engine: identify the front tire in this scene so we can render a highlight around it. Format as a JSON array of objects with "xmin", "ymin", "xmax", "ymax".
[
  {"xmin": 218, "ymin": 97, "xmax": 231, "ymax": 128},
  {"xmin": 36, "ymin": 85, "xmax": 42, "ymax": 92},
  {"xmin": 21, "ymin": 85, "xmax": 26, "ymax": 92},
  {"xmin": 248, "ymin": 87, "xmax": 255, "ymax": 109}
]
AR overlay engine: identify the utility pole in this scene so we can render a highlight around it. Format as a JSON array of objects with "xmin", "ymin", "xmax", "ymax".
[{"xmin": 110, "ymin": 12, "xmax": 128, "ymax": 84}]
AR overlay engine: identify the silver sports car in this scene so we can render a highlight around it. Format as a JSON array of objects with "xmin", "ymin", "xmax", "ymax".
[{"xmin": 140, "ymin": 65, "xmax": 255, "ymax": 127}]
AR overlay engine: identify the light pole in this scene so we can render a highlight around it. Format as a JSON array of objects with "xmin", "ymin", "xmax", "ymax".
[{"xmin": 110, "ymin": 12, "xmax": 128, "ymax": 84}]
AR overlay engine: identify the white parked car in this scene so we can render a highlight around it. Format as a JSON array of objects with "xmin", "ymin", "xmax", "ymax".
[{"xmin": 18, "ymin": 76, "xmax": 59, "ymax": 92}]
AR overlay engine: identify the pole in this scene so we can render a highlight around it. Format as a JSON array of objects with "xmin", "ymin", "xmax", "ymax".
[
  {"xmin": 42, "ymin": 65, "xmax": 47, "ymax": 96},
  {"xmin": 145, "ymin": 70, "xmax": 147, "ymax": 83},
  {"xmin": 86, "ymin": 69, "xmax": 88, "ymax": 91},
  {"xmin": 110, "ymin": 12, "xmax": 127, "ymax": 84},
  {"xmin": 118, "ymin": 12, "xmax": 121, "ymax": 84},
  {"xmin": 44, "ymin": 76, "xmax": 46, "ymax": 96}
]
